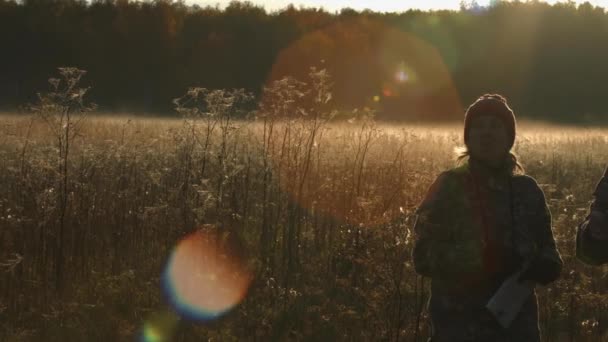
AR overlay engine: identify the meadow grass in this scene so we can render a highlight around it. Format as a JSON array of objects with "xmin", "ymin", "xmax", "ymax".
[{"xmin": 1, "ymin": 114, "xmax": 607, "ymax": 341}]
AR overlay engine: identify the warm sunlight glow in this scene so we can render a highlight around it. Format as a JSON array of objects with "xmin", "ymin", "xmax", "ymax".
[{"xmin": 191, "ymin": 0, "xmax": 608, "ymax": 12}]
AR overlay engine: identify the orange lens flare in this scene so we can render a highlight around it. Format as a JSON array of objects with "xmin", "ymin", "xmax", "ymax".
[
  {"xmin": 261, "ymin": 17, "xmax": 462, "ymax": 227},
  {"xmin": 161, "ymin": 229, "xmax": 252, "ymax": 322}
]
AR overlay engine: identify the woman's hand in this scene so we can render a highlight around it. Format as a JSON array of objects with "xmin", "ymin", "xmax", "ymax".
[{"xmin": 518, "ymin": 256, "xmax": 561, "ymax": 285}]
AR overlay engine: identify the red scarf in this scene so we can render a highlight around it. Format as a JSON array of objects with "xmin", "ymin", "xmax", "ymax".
[{"xmin": 464, "ymin": 169, "xmax": 505, "ymax": 276}]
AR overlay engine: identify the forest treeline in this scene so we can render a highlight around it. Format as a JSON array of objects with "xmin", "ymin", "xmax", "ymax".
[{"xmin": 1, "ymin": 0, "xmax": 608, "ymax": 122}]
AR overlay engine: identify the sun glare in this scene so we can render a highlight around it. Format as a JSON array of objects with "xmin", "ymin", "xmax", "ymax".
[{"xmin": 191, "ymin": 0, "xmax": 608, "ymax": 12}]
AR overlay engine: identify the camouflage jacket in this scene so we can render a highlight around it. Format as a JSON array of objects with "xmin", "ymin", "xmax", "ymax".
[
  {"xmin": 576, "ymin": 167, "xmax": 608, "ymax": 265},
  {"xmin": 413, "ymin": 160, "xmax": 562, "ymax": 341}
]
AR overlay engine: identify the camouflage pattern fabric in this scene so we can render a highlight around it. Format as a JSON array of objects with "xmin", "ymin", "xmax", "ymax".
[
  {"xmin": 576, "ymin": 167, "xmax": 608, "ymax": 265},
  {"xmin": 413, "ymin": 160, "xmax": 562, "ymax": 342}
]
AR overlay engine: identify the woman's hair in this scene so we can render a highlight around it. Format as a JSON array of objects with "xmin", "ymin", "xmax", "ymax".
[{"xmin": 455, "ymin": 146, "xmax": 525, "ymax": 175}]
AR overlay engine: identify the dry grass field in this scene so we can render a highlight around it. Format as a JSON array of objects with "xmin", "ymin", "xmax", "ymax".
[{"xmin": 1, "ymin": 112, "xmax": 608, "ymax": 341}]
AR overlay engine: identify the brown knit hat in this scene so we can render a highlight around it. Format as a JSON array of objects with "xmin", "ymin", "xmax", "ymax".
[{"xmin": 464, "ymin": 94, "xmax": 516, "ymax": 149}]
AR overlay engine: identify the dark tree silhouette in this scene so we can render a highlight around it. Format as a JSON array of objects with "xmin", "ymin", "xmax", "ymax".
[{"xmin": 1, "ymin": 0, "xmax": 607, "ymax": 122}]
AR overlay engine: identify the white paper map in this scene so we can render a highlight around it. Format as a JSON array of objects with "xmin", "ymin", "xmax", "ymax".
[{"xmin": 486, "ymin": 268, "xmax": 535, "ymax": 329}]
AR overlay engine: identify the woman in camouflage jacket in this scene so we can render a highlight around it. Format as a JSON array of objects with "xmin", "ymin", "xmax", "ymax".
[{"xmin": 413, "ymin": 94, "xmax": 563, "ymax": 342}]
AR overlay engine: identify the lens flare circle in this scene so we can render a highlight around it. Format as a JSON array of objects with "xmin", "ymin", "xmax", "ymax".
[
  {"xmin": 140, "ymin": 311, "xmax": 179, "ymax": 342},
  {"xmin": 142, "ymin": 326, "xmax": 163, "ymax": 342},
  {"xmin": 262, "ymin": 17, "xmax": 463, "ymax": 226},
  {"xmin": 162, "ymin": 229, "xmax": 252, "ymax": 322}
]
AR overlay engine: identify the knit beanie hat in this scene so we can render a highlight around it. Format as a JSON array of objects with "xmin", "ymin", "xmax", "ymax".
[{"xmin": 464, "ymin": 94, "xmax": 516, "ymax": 149}]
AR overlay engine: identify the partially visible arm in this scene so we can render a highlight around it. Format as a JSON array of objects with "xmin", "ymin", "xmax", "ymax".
[
  {"xmin": 520, "ymin": 177, "xmax": 563, "ymax": 285},
  {"xmin": 577, "ymin": 167, "xmax": 608, "ymax": 265},
  {"xmin": 412, "ymin": 172, "xmax": 450, "ymax": 278},
  {"xmin": 577, "ymin": 215, "xmax": 608, "ymax": 265},
  {"xmin": 534, "ymin": 183, "xmax": 562, "ymax": 283},
  {"xmin": 412, "ymin": 211, "xmax": 435, "ymax": 277}
]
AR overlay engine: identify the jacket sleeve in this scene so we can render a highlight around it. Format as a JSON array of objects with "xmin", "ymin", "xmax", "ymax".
[
  {"xmin": 527, "ymin": 177, "xmax": 563, "ymax": 283},
  {"xmin": 577, "ymin": 216, "xmax": 608, "ymax": 265},
  {"xmin": 412, "ymin": 172, "xmax": 450, "ymax": 278},
  {"xmin": 576, "ymin": 168, "xmax": 608, "ymax": 265}
]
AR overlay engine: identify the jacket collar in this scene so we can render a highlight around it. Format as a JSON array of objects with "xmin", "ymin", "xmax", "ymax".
[{"xmin": 466, "ymin": 157, "xmax": 511, "ymax": 192}]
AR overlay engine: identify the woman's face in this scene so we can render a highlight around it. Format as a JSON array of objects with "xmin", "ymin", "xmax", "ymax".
[{"xmin": 467, "ymin": 115, "xmax": 510, "ymax": 167}]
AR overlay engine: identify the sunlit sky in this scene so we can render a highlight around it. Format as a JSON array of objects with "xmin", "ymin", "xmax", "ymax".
[{"xmin": 190, "ymin": 0, "xmax": 608, "ymax": 12}]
